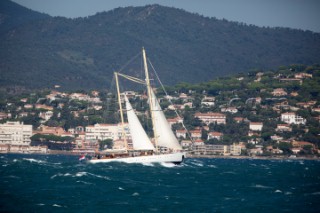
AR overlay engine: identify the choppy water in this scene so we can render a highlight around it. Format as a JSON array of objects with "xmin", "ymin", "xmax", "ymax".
[{"xmin": 0, "ymin": 154, "xmax": 319, "ymax": 212}]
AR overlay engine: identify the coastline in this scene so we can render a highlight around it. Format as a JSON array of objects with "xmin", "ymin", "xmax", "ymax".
[{"xmin": 1, "ymin": 151, "xmax": 319, "ymax": 161}]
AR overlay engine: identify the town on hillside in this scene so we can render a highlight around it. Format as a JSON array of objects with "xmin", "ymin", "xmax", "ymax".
[{"xmin": 0, "ymin": 64, "xmax": 320, "ymax": 158}]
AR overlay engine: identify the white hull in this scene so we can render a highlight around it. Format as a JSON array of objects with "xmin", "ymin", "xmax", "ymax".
[{"xmin": 88, "ymin": 152, "xmax": 185, "ymax": 164}]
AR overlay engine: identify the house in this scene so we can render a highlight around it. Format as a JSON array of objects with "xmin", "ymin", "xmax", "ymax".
[
  {"xmin": 292, "ymin": 141, "xmax": 315, "ymax": 149},
  {"xmin": 272, "ymin": 88, "xmax": 287, "ymax": 96},
  {"xmin": 233, "ymin": 117, "xmax": 246, "ymax": 123},
  {"xmin": 34, "ymin": 125, "xmax": 68, "ymax": 137},
  {"xmin": 35, "ymin": 104, "xmax": 53, "ymax": 111},
  {"xmin": 296, "ymin": 101, "xmax": 316, "ymax": 108},
  {"xmin": 266, "ymin": 146, "xmax": 283, "ymax": 154},
  {"xmin": 201, "ymin": 96, "xmax": 215, "ymax": 107},
  {"xmin": 181, "ymin": 140, "xmax": 192, "ymax": 148},
  {"xmin": 176, "ymin": 129, "xmax": 187, "ymax": 139},
  {"xmin": 279, "ymin": 78, "xmax": 303, "ymax": 85},
  {"xmin": 207, "ymin": 131, "xmax": 223, "ymax": 140},
  {"xmin": 193, "ymin": 139, "xmax": 204, "ymax": 146},
  {"xmin": 167, "ymin": 117, "xmax": 183, "ymax": 127},
  {"xmin": 249, "ymin": 122, "xmax": 263, "ymax": 131},
  {"xmin": 190, "ymin": 129, "xmax": 202, "ymax": 140},
  {"xmin": 276, "ymin": 124, "xmax": 292, "ymax": 132},
  {"xmin": 0, "ymin": 112, "xmax": 11, "ymax": 120},
  {"xmin": 295, "ymin": 73, "xmax": 312, "ymax": 79},
  {"xmin": 270, "ymin": 135, "xmax": 283, "ymax": 142},
  {"xmin": 195, "ymin": 112, "xmax": 226, "ymax": 125},
  {"xmin": 281, "ymin": 112, "xmax": 306, "ymax": 125},
  {"xmin": 39, "ymin": 111, "xmax": 53, "ymax": 121},
  {"xmin": 24, "ymin": 104, "xmax": 33, "ymax": 109},
  {"xmin": 221, "ymin": 107, "xmax": 238, "ymax": 114},
  {"xmin": 312, "ymin": 108, "xmax": 320, "ymax": 113}
]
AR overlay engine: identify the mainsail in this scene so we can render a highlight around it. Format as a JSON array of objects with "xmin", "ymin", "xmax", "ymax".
[
  {"xmin": 125, "ymin": 95, "xmax": 155, "ymax": 151},
  {"xmin": 150, "ymin": 90, "xmax": 182, "ymax": 151}
]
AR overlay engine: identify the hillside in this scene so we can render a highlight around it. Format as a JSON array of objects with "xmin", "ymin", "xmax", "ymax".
[{"xmin": 1, "ymin": 0, "xmax": 320, "ymax": 90}]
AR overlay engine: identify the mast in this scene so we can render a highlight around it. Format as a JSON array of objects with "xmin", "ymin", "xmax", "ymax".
[
  {"xmin": 142, "ymin": 47, "xmax": 158, "ymax": 153},
  {"xmin": 115, "ymin": 72, "xmax": 128, "ymax": 151}
]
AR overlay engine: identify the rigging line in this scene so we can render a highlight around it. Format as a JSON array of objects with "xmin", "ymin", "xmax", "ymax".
[
  {"xmin": 118, "ymin": 51, "xmax": 141, "ymax": 73},
  {"xmin": 147, "ymin": 58, "xmax": 194, "ymax": 143}
]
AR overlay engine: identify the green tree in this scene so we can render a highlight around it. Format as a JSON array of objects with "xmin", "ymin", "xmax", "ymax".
[{"xmin": 99, "ymin": 139, "xmax": 113, "ymax": 150}]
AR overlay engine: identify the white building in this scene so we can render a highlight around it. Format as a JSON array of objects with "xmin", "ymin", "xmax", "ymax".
[
  {"xmin": 0, "ymin": 121, "xmax": 32, "ymax": 145},
  {"xmin": 249, "ymin": 122, "xmax": 263, "ymax": 131},
  {"xmin": 281, "ymin": 112, "xmax": 306, "ymax": 125},
  {"xmin": 201, "ymin": 96, "xmax": 215, "ymax": 107},
  {"xmin": 39, "ymin": 111, "xmax": 53, "ymax": 121},
  {"xmin": 195, "ymin": 112, "xmax": 226, "ymax": 125},
  {"xmin": 85, "ymin": 123, "xmax": 130, "ymax": 141}
]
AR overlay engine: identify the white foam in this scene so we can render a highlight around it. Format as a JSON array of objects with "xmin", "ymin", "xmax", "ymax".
[
  {"xmin": 76, "ymin": 180, "xmax": 93, "ymax": 185},
  {"xmin": 252, "ymin": 184, "xmax": 272, "ymax": 189},
  {"xmin": 118, "ymin": 187, "xmax": 125, "ymax": 190},
  {"xmin": 52, "ymin": 204, "xmax": 62, "ymax": 208},
  {"xmin": 141, "ymin": 162, "xmax": 155, "ymax": 167},
  {"xmin": 160, "ymin": 162, "xmax": 176, "ymax": 168},
  {"xmin": 275, "ymin": 190, "xmax": 282, "ymax": 193},
  {"xmin": 75, "ymin": 172, "xmax": 88, "ymax": 177},
  {"xmin": 23, "ymin": 158, "xmax": 46, "ymax": 164},
  {"xmin": 132, "ymin": 192, "xmax": 140, "ymax": 196}
]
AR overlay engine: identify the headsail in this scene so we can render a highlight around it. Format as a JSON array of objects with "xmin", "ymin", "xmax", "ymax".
[
  {"xmin": 150, "ymin": 90, "xmax": 182, "ymax": 150},
  {"xmin": 125, "ymin": 95, "xmax": 155, "ymax": 151}
]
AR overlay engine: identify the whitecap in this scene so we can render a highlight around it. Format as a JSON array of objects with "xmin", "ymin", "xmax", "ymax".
[
  {"xmin": 76, "ymin": 180, "xmax": 93, "ymax": 185},
  {"xmin": 36, "ymin": 203, "xmax": 45, "ymax": 206},
  {"xmin": 275, "ymin": 190, "xmax": 282, "ymax": 193},
  {"xmin": 208, "ymin": 165, "xmax": 217, "ymax": 168},
  {"xmin": 86, "ymin": 172, "xmax": 110, "ymax": 180},
  {"xmin": 75, "ymin": 172, "xmax": 88, "ymax": 177},
  {"xmin": 64, "ymin": 173, "xmax": 72, "ymax": 176},
  {"xmin": 52, "ymin": 204, "xmax": 62, "ymax": 207},
  {"xmin": 142, "ymin": 162, "xmax": 155, "ymax": 167},
  {"xmin": 132, "ymin": 192, "xmax": 140, "ymax": 196},
  {"xmin": 251, "ymin": 184, "xmax": 272, "ymax": 189},
  {"xmin": 118, "ymin": 187, "xmax": 125, "ymax": 191},
  {"xmin": 23, "ymin": 158, "xmax": 46, "ymax": 164},
  {"xmin": 190, "ymin": 161, "xmax": 204, "ymax": 167},
  {"xmin": 160, "ymin": 162, "xmax": 176, "ymax": 168}
]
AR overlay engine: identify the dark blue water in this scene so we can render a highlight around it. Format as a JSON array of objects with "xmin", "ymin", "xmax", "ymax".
[{"xmin": 0, "ymin": 154, "xmax": 319, "ymax": 213}]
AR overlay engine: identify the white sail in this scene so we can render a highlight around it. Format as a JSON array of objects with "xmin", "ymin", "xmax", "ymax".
[
  {"xmin": 125, "ymin": 95, "xmax": 155, "ymax": 151},
  {"xmin": 150, "ymin": 90, "xmax": 182, "ymax": 150}
]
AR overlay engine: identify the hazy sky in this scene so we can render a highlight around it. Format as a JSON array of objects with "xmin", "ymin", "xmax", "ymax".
[{"xmin": 11, "ymin": 0, "xmax": 320, "ymax": 32}]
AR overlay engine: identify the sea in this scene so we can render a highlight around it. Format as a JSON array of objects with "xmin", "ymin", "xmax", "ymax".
[{"xmin": 0, "ymin": 154, "xmax": 319, "ymax": 213}]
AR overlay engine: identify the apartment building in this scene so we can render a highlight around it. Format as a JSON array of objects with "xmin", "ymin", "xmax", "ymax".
[{"xmin": 0, "ymin": 121, "xmax": 32, "ymax": 145}]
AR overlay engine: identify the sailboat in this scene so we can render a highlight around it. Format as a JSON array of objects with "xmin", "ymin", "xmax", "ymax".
[{"xmin": 89, "ymin": 48, "xmax": 185, "ymax": 164}]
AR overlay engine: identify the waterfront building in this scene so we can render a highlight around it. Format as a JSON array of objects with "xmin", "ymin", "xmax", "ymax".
[
  {"xmin": 85, "ymin": 123, "xmax": 130, "ymax": 141},
  {"xmin": 0, "ymin": 121, "xmax": 32, "ymax": 145}
]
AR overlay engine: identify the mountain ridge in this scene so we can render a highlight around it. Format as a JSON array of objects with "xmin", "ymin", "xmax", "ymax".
[{"xmin": 1, "ymin": 0, "xmax": 320, "ymax": 90}]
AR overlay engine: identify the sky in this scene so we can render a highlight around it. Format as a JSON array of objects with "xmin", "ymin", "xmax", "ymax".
[{"xmin": 11, "ymin": 0, "xmax": 320, "ymax": 32}]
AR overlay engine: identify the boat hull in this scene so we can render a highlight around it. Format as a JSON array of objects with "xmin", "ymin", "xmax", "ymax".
[{"xmin": 88, "ymin": 152, "xmax": 185, "ymax": 164}]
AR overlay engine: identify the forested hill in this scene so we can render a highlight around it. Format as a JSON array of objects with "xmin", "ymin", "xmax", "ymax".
[{"xmin": 1, "ymin": 0, "xmax": 320, "ymax": 90}]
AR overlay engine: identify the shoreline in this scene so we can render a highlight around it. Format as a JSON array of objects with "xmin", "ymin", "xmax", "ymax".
[{"xmin": 1, "ymin": 151, "xmax": 319, "ymax": 161}]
